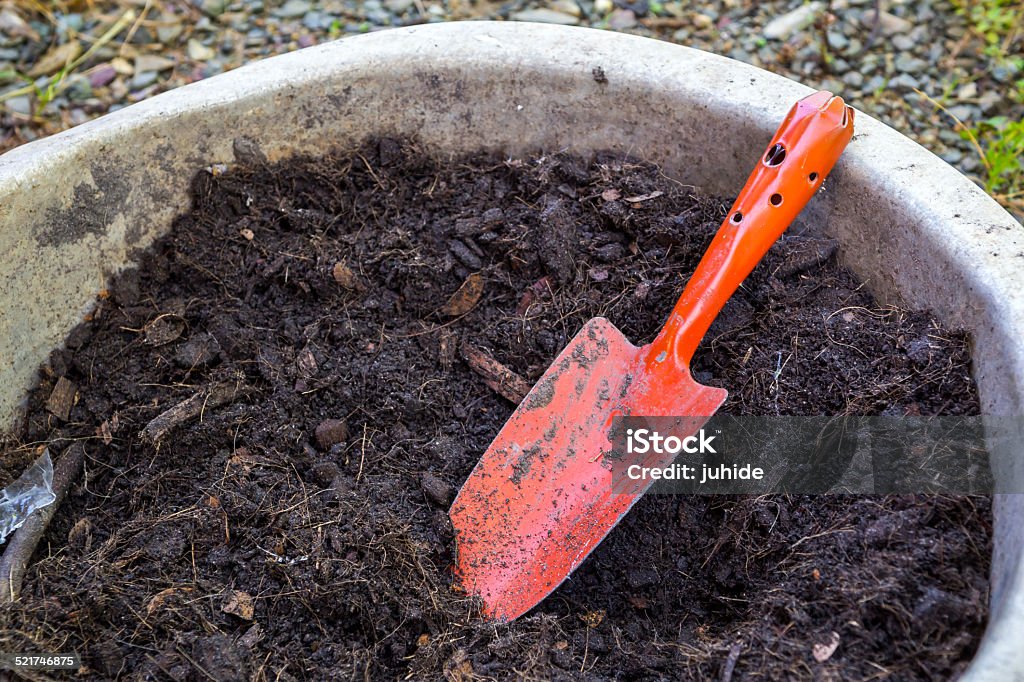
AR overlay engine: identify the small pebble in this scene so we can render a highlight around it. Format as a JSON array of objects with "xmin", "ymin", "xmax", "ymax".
[
  {"xmin": 275, "ymin": 0, "xmax": 312, "ymax": 19},
  {"xmin": 826, "ymin": 31, "xmax": 848, "ymax": 50},
  {"xmin": 89, "ymin": 65, "xmax": 117, "ymax": 88},
  {"xmin": 890, "ymin": 73, "xmax": 920, "ymax": 91},
  {"xmin": 201, "ymin": 0, "xmax": 227, "ymax": 15},
  {"xmin": 510, "ymin": 8, "xmax": 580, "ymax": 25},
  {"xmin": 6, "ymin": 95, "xmax": 32, "ymax": 116},
  {"xmin": 891, "ymin": 34, "xmax": 916, "ymax": 51},
  {"xmin": 65, "ymin": 74, "xmax": 92, "ymax": 100},
  {"xmin": 940, "ymin": 149, "xmax": 963, "ymax": 165},
  {"xmin": 842, "ymin": 71, "xmax": 864, "ymax": 88},
  {"xmin": 130, "ymin": 71, "xmax": 159, "ymax": 89},
  {"xmin": 187, "ymin": 39, "xmax": 216, "ymax": 61},
  {"xmin": 977, "ymin": 91, "xmax": 1001, "ymax": 114},
  {"xmin": 873, "ymin": 10, "xmax": 914, "ymax": 35},
  {"xmin": 608, "ymin": 8, "xmax": 637, "ymax": 29},
  {"xmin": 956, "ymin": 82, "xmax": 978, "ymax": 100},
  {"xmin": 865, "ymin": 74, "xmax": 887, "ymax": 92},
  {"xmin": 946, "ymin": 104, "xmax": 976, "ymax": 122},
  {"xmin": 550, "ymin": 0, "xmax": 582, "ymax": 17},
  {"xmin": 692, "ymin": 13, "xmax": 713, "ymax": 29},
  {"xmin": 894, "ymin": 54, "xmax": 928, "ymax": 74},
  {"xmin": 134, "ymin": 54, "xmax": 176, "ymax": 73},
  {"xmin": 992, "ymin": 63, "xmax": 1019, "ymax": 84},
  {"xmin": 763, "ymin": 2, "xmax": 823, "ymax": 40}
]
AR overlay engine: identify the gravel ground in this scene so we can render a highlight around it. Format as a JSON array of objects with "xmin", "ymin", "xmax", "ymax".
[{"xmin": 0, "ymin": 0, "xmax": 1021, "ymax": 221}]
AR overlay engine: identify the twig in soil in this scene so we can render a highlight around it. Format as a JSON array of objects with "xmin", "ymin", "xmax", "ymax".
[
  {"xmin": 357, "ymin": 423, "xmax": 372, "ymax": 482},
  {"xmin": 0, "ymin": 442, "xmax": 85, "ymax": 603},
  {"xmin": 140, "ymin": 380, "xmax": 254, "ymax": 444},
  {"xmin": 720, "ymin": 642, "xmax": 742, "ymax": 682},
  {"xmin": 460, "ymin": 342, "xmax": 531, "ymax": 404}
]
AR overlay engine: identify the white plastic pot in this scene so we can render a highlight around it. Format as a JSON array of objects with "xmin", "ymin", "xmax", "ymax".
[{"xmin": 0, "ymin": 22, "xmax": 1021, "ymax": 679}]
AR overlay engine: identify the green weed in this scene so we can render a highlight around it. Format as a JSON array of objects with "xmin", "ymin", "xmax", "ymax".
[
  {"xmin": 950, "ymin": 0, "xmax": 1023, "ymax": 216},
  {"xmin": 0, "ymin": 9, "xmax": 135, "ymax": 114},
  {"xmin": 963, "ymin": 116, "xmax": 1024, "ymax": 209},
  {"xmin": 953, "ymin": 0, "xmax": 1021, "ymax": 60}
]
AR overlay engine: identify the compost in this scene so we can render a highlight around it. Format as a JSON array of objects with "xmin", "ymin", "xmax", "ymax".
[{"xmin": 1, "ymin": 140, "xmax": 988, "ymax": 680}]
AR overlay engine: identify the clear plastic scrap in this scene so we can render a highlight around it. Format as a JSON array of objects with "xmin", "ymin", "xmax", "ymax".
[{"xmin": 0, "ymin": 449, "xmax": 56, "ymax": 544}]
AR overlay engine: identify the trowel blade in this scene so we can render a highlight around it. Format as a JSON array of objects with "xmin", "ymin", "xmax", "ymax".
[{"xmin": 449, "ymin": 317, "xmax": 726, "ymax": 622}]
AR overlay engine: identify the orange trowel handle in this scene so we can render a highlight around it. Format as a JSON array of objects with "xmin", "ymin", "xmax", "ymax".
[{"xmin": 649, "ymin": 91, "xmax": 855, "ymax": 369}]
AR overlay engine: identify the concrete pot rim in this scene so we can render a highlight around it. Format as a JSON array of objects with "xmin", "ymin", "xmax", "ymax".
[{"xmin": 1, "ymin": 21, "xmax": 1022, "ymax": 680}]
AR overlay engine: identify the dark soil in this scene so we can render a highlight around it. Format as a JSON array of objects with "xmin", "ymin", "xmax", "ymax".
[{"xmin": 1, "ymin": 140, "xmax": 988, "ymax": 681}]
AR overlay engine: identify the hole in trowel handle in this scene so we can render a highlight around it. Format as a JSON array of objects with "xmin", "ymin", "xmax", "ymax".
[
  {"xmin": 764, "ymin": 143, "xmax": 786, "ymax": 167},
  {"xmin": 769, "ymin": 193, "xmax": 783, "ymax": 207},
  {"xmin": 731, "ymin": 211, "xmax": 743, "ymax": 224}
]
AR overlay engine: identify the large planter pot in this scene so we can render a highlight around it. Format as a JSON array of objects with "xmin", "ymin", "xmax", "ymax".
[{"xmin": 1, "ymin": 21, "xmax": 1021, "ymax": 679}]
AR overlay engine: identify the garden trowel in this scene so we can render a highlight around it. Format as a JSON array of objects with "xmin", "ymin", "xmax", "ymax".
[{"xmin": 449, "ymin": 91, "xmax": 855, "ymax": 622}]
